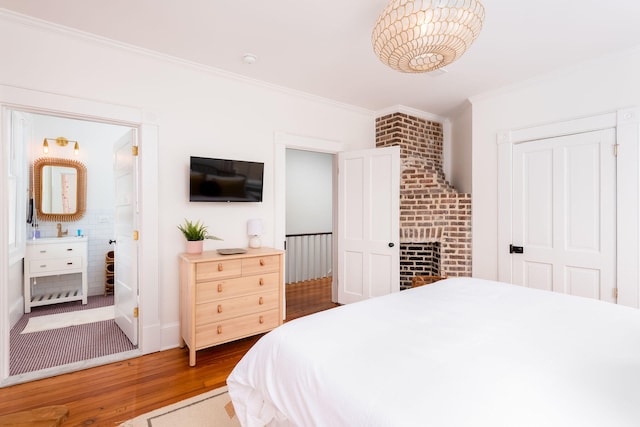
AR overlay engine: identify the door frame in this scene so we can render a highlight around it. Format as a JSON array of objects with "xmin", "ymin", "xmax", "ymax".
[
  {"xmin": 497, "ymin": 107, "xmax": 640, "ymax": 308},
  {"xmin": 0, "ymin": 85, "xmax": 161, "ymax": 385},
  {"xmin": 274, "ymin": 132, "xmax": 344, "ymax": 307}
]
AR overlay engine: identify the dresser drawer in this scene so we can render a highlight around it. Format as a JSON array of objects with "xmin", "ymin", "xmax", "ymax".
[
  {"xmin": 196, "ymin": 259, "xmax": 242, "ymax": 281},
  {"xmin": 195, "ymin": 309, "xmax": 280, "ymax": 348},
  {"xmin": 242, "ymin": 255, "xmax": 280, "ymax": 275},
  {"xmin": 196, "ymin": 291, "xmax": 279, "ymax": 324},
  {"xmin": 27, "ymin": 242, "xmax": 86, "ymax": 260},
  {"xmin": 196, "ymin": 272, "xmax": 279, "ymax": 301},
  {"xmin": 29, "ymin": 257, "xmax": 83, "ymax": 274}
]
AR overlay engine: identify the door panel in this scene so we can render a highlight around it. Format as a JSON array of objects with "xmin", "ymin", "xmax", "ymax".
[
  {"xmin": 565, "ymin": 143, "xmax": 600, "ymax": 252},
  {"xmin": 525, "ymin": 261, "xmax": 553, "ymax": 291},
  {"xmin": 344, "ymin": 157, "xmax": 364, "ymax": 240},
  {"xmin": 337, "ymin": 146, "xmax": 399, "ymax": 304},
  {"xmin": 344, "ymin": 251, "xmax": 364, "ymax": 295},
  {"xmin": 565, "ymin": 267, "xmax": 600, "ymax": 299},
  {"xmin": 512, "ymin": 129, "xmax": 616, "ymax": 302},
  {"xmin": 523, "ymin": 149, "xmax": 553, "ymax": 249}
]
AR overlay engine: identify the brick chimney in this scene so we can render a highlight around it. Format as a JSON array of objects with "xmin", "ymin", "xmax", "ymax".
[{"xmin": 376, "ymin": 112, "xmax": 471, "ymax": 289}]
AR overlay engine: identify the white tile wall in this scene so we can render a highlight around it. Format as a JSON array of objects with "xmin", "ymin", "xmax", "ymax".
[{"xmin": 28, "ymin": 208, "xmax": 115, "ymax": 297}]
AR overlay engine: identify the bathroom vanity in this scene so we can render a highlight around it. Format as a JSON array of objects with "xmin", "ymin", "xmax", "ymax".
[{"xmin": 23, "ymin": 236, "xmax": 88, "ymax": 313}]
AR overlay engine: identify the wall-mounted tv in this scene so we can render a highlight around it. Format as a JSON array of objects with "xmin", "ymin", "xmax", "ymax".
[{"xmin": 189, "ymin": 156, "xmax": 264, "ymax": 202}]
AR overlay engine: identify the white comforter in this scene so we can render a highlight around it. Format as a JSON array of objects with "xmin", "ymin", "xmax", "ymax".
[{"xmin": 227, "ymin": 278, "xmax": 640, "ymax": 426}]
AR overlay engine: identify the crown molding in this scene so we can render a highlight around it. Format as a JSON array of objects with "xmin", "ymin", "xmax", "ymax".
[{"xmin": 375, "ymin": 104, "xmax": 448, "ymax": 124}]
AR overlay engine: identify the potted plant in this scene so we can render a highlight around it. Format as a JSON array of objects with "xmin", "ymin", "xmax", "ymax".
[{"xmin": 177, "ymin": 219, "xmax": 222, "ymax": 254}]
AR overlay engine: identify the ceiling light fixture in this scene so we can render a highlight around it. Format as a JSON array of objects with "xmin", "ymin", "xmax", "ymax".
[{"xmin": 372, "ymin": 0, "xmax": 485, "ymax": 73}]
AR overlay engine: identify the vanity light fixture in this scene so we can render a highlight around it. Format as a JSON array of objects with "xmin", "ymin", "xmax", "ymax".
[{"xmin": 42, "ymin": 136, "xmax": 80, "ymax": 156}]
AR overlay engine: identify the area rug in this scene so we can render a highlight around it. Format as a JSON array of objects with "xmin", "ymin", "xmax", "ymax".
[
  {"xmin": 119, "ymin": 386, "xmax": 240, "ymax": 427},
  {"xmin": 21, "ymin": 306, "xmax": 114, "ymax": 334}
]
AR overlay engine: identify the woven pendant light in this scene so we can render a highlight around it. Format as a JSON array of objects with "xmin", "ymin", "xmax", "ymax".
[{"xmin": 372, "ymin": 0, "xmax": 485, "ymax": 73}]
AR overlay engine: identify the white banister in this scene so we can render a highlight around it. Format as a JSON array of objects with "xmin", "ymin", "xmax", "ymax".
[{"xmin": 285, "ymin": 233, "xmax": 332, "ymax": 283}]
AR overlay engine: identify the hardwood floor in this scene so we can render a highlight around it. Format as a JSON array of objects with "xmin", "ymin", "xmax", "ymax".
[
  {"xmin": 0, "ymin": 277, "xmax": 337, "ymax": 426},
  {"xmin": 285, "ymin": 276, "xmax": 338, "ymax": 321}
]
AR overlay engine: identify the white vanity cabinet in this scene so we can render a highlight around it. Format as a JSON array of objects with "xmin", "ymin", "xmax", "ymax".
[{"xmin": 23, "ymin": 236, "xmax": 88, "ymax": 313}]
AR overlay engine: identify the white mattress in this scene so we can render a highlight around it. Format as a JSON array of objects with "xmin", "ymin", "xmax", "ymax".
[{"xmin": 227, "ymin": 277, "xmax": 640, "ymax": 426}]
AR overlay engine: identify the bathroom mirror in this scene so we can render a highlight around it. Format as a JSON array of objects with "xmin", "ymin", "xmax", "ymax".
[{"xmin": 33, "ymin": 157, "xmax": 87, "ymax": 222}]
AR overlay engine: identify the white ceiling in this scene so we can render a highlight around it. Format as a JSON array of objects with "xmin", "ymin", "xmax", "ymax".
[{"xmin": 2, "ymin": 0, "xmax": 640, "ymax": 117}]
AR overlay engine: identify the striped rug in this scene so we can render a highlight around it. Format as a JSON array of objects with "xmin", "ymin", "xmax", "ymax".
[{"xmin": 10, "ymin": 295, "xmax": 136, "ymax": 375}]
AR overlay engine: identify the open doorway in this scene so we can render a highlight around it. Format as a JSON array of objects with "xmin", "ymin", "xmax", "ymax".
[
  {"xmin": 275, "ymin": 133, "xmax": 401, "ymax": 310},
  {"xmin": 5, "ymin": 110, "xmax": 138, "ymax": 378},
  {"xmin": 285, "ymin": 148, "xmax": 333, "ymax": 283},
  {"xmin": 274, "ymin": 133, "xmax": 344, "ymax": 319},
  {"xmin": 284, "ymin": 148, "xmax": 337, "ymax": 318},
  {"xmin": 1, "ymin": 85, "xmax": 160, "ymax": 387}
]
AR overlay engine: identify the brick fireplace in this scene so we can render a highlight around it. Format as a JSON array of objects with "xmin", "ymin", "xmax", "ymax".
[{"xmin": 376, "ymin": 112, "xmax": 471, "ymax": 289}]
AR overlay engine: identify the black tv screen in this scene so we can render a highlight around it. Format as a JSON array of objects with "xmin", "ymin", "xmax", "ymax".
[{"xmin": 189, "ymin": 156, "xmax": 264, "ymax": 202}]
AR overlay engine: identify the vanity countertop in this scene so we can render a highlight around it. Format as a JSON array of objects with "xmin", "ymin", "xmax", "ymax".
[{"xmin": 27, "ymin": 236, "xmax": 87, "ymax": 245}]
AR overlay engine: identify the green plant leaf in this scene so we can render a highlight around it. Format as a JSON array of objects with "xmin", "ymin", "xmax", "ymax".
[{"xmin": 177, "ymin": 219, "xmax": 222, "ymax": 241}]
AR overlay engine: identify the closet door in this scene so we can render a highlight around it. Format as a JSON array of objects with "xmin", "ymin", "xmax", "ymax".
[{"xmin": 511, "ymin": 129, "xmax": 616, "ymax": 302}]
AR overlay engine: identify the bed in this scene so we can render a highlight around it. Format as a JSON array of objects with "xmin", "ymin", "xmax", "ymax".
[{"xmin": 227, "ymin": 277, "xmax": 640, "ymax": 426}]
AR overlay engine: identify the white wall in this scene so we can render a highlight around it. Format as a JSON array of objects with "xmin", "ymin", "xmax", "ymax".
[
  {"xmin": 449, "ymin": 102, "xmax": 472, "ymax": 194},
  {"xmin": 285, "ymin": 149, "xmax": 333, "ymax": 235},
  {"xmin": 470, "ymin": 46, "xmax": 640, "ymax": 280},
  {"xmin": 0, "ymin": 11, "xmax": 375, "ymax": 351}
]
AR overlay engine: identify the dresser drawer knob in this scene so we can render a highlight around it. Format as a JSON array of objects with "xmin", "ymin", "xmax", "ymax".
[
  {"xmin": 67, "ymin": 262, "xmax": 73, "ymax": 265},
  {"xmin": 217, "ymin": 283, "xmax": 223, "ymax": 293},
  {"xmin": 217, "ymin": 325, "xmax": 222, "ymax": 334},
  {"xmin": 259, "ymin": 315, "xmax": 264, "ymax": 324},
  {"xmin": 259, "ymin": 278, "xmax": 264, "ymax": 286},
  {"xmin": 259, "ymin": 259, "xmax": 265, "ymax": 266},
  {"xmin": 259, "ymin": 297, "xmax": 264, "ymax": 305},
  {"xmin": 217, "ymin": 304, "xmax": 222, "ymax": 313},
  {"xmin": 217, "ymin": 263, "xmax": 223, "ymax": 271}
]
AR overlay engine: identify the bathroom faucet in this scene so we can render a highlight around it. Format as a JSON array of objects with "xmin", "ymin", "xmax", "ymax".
[{"xmin": 56, "ymin": 223, "xmax": 68, "ymax": 237}]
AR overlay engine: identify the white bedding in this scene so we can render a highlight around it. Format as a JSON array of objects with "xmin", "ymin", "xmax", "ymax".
[{"xmin": 227, "ymin": 278, "xmax": 640, "ymax": 426}]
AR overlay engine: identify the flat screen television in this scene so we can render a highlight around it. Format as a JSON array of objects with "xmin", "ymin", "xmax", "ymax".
[{"xmin": 189, "ymin": 156, "xmax": 264, "ymax": 202}]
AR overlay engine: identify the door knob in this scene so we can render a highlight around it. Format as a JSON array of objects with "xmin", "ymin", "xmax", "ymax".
[{"xmin": 388, "ymin": 242, "xmax": 395, "ymax": 248}]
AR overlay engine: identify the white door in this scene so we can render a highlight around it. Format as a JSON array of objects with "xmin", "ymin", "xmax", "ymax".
[
  {"xmin": 337, "ymin": 146, "xmax": 400, "ymax": 304},
  {"xmin": 113, "ymin": 130, "xmax": 139, "ymax": 345},
  {"xmin": 512, "ymin": 129, "xmax": 616, "ymax": 302}
]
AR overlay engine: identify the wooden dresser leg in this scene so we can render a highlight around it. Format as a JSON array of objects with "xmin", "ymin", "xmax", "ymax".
[{"xmin": 189, "ymin": 350, "xmax": 196, "ymax": 367}]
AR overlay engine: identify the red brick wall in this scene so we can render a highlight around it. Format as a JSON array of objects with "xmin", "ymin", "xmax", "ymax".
[{"xmin": 376, "ymin": 112, "xmax": 471, "ymax": 288}]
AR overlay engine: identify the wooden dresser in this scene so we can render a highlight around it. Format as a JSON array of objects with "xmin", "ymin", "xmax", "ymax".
[{"xmin": 179, "ymin": 247, "xmax": 284, "ymax": 366}]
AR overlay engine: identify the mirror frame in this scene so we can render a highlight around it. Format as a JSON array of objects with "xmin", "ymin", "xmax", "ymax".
[{"xmin": 33, "ymin": 157, "xmax": 87, "ymax": 222}]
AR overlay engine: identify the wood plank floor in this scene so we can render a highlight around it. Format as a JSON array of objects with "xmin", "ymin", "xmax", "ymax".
[{"xmin": 0, "ymin": 277, "xmax": 338, "ymax": 426}]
